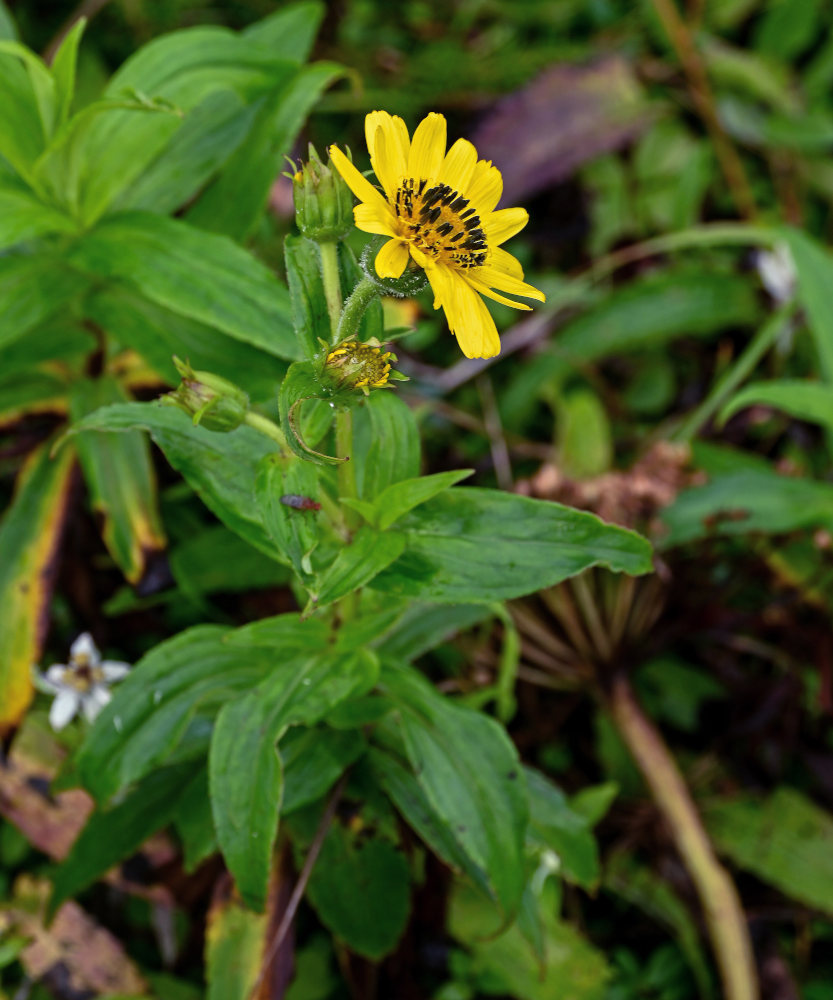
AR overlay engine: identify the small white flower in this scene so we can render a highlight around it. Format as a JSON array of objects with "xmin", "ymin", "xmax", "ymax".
[
  {"xmin": 34, "ymin": 632, "xmax": 131, "ymax": 731},
  {"xmin": 756, "ymin": 242, "xmax": 796, "ymax": 304}
]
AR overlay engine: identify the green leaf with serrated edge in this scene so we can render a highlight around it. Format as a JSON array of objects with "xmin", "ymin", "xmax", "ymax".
[
  {"xmin": 702, "ymin": 787, "xmax": 833, "ymax": 916},
  {"xmin": 115, "ymin": 90, "xmax": 253, "ymax": 215},
  {"xmin": 205, "ymin": 892, "xmax": 267, "ymax": 1000},
  {"xmin": 352, "ymin": 391, "xmax": 420, "ymax": 499},
  {"xmin": 0, "ymin": 439, "xmax": 75, "ymax": 734},
  {"xmin": 255, "ymin": 453, "xmax": 322, "ymax": 577},
  {"xmin": 368, "ymin": 469, "xmax": 474, "ymax": 530},
  {"xmin": 720, "ymin": 379, "xmax": 833, "ymax": 432},
  {"xmin": 0, "ymin": 175, "xmax": 77, "ymax": 251},
  {"xmin": 242, "ymin": 2, "xmax": 324, "ymax": 62},
  {"xmin": 369, "ymin": 746, "xmax": 492, "ymax": 896},
  {"xmin": 660, "ymin": 467, "xmax": 833, "ymax": 546},
  {"xmin": 281, "ymin": 727, "xmax": 365, "ymax": 815},
  {"xmin": 174, "ymin": 767, "xmax": 217, "ymax": 872},
  {"xmin": 285, "ymin": 233, "xmax": 332, "ymax": 361},
  {"xmin": 377, "ymin": 661, "xmax": 528, "ymax": 919},
  {"xmin": 76, "ymin": 625, "xmax": 278, "ymax": 801},
  {"xmin": 304, "ymin": 825, "xmax": 410, "ymax": 959},
  {"xmin": 68, "ymin": 402, "xmax": 279, "ymax": 559},
  {"xmin": 69, "ymin": 377, "xmax": 166, "ymax": 585},
  {"xmin": 50, "ymin": 17, "xmax": 85, "ymax": 128},
  {"xmin": 278, "ymin": 361, "xmax": 344, "ymax": 464},
  {"xmin": 186, "ymin": 61, "xmax": 344, "ymax": 241},
  {"xmin": 372, "ymin": 488, "xmax": 653, "ymax": 603},
  {"xmin": 83, "ymin": 285, "xmax": 287, "ymax": 403},
  {"xmin": 311, "ymin": 526, "xmax": 406, "ymax": 609},
  {"xmin": 524, "ymin": 767, "xmax": 600, "ymax": 890},
  {"xmin": 50, "ymin": 763, "xmax": 195, "ymax": 914},
  {"xmin": 0, "ymin": 254, "xmax": 84, "ymax": 352},
  {"xmin": 67, "ymin": 212, "xmax": 299, "ymax": 360},
  {"xmin": 210, "ymin": 648, "xmax": 378, "ymax": 910}
]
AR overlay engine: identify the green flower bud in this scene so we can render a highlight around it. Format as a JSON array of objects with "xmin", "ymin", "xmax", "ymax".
[
  {"xmin": 292, "ymin": 144, "xmax": 354, "ymax": 241},
  {"xmin": 162, "ymin": 357, "xmax": 249, "ymax": 432},
  {"xmin": 323, "ymin": 340, "xmax": 399, "ymax": 395}
]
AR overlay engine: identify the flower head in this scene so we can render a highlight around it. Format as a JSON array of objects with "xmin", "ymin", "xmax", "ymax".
[
  {"xmin": 329, "ymin": 111, "xmax": 545, "ymax": 359},
  {"xmin": 325, "ymin": 340, "xmax": 395, "ymax": 393},
  {"xmin": 34, "ymin": 633, "xmax": 130, "ymax": 731}
]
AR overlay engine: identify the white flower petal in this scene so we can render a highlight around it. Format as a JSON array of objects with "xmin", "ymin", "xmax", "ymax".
[
  {"xmin": 82, "ymin": 686, "xmax": 112, "ymax": 722},
  {"xmin": 50, "ymin": 690, "xmax": 80, "ymax": 731},
  {"xmin": 45, "ymin": 664, "xmax": 69, "ymax": 685},
  {"xmin": 70, "ymin": 632, "xmax": 100, "ymax": 667},
  {"xmin": 100, "ymin": 661, "xmax": 131, "ymax": 682}
]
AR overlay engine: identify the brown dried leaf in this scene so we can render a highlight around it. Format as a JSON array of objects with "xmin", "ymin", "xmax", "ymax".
[{"xmin": 471, "ymin": 56, "xmax": 657, "ymax": 202}]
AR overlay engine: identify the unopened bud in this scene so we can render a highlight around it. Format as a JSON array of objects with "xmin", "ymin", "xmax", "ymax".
[
  {"xmin": 162, "ymin": 357, "xmax": 249, "ymax": 432},
  {"xmin": 292, "ymin": 144, "xmax": 354, "ymax": 241}
]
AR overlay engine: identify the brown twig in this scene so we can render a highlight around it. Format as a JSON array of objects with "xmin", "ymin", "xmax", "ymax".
[
  {"xmin": 248, "ymin": 774, "xmax": 348, "ymax": 1000},
  {"xmin": 650, "ymin": 0, "xmax": 757, "ymax": 221},
  {"xmin": 607, "ymin": 673, "xmax": 759, "ymax": 1000}
]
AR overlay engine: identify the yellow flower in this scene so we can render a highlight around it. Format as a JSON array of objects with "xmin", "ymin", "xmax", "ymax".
[{"xmin": 329, "ymin": 111, "xmax": 545, "ymax": 359}]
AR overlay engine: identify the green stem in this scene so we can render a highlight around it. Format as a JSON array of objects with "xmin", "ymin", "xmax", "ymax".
[
  {"xmin": 336, "ymin": 276, "xmax": 379, "ymax": 344},
  {"xmin": 318, "ymin": 240, "xmax": 343, "ymax": 341},
  {"xmin": 335, "ymin": 407, "xmax": 358, "ymax": 508},
  {"xmin": 673, "ymin": 303, "xmax": 795, "ymax": 443},
  {"xmin": 243, "ymin": 411, "xmax": 288, "ymax": 451},
  {"xmin": 608, "ymin": 674, "xmax": 759, "ymax": 1000}
]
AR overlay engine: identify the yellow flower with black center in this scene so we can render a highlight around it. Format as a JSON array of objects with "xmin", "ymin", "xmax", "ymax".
[{"xmin": 329, "ymin": 111, "xmax": 545, "ymax": 360}]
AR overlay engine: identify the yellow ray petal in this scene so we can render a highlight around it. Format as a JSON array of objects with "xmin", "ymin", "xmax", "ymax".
[
  {"xmin": 465, "ymin": 272, "xmax": 533, "ymax": 311},
  {"xmin": 454, "ymin": 276, "xmax": 501, "ymax": 359},
  {"xmin": 488, "ymin": 246, "xmax": 525, "ymax": 279},
  {"xmin": 354, "ymin": 202, "xmax": 397, "ymax": 237},
  {"xmin": 467, "ymin": 160, "xmax": 503, "ymax": 215},
  {"xmin": 408, "ymin": 112, "xmax": 447, "ymax": 183},
  {"xmin": 474, "ymin": 263, "xmax": 546, "ymax": 302},
  {"xmin": 366, "ymin": 112, "xmax": 409, "ymax": 200},
  {"xmin": 375, "ymin": 238, "xmax": 410, "ymax": 279},
  {"xmin": 441, "ymin": 138, "xmax": 477, "ymax": 193},
  {"xmin": 329, "ymin": 145, "xmax": 391, "ymax": 218},
  {"xmin": 484, "ymin": 206, "xmax": 529, "ymax": 246}
]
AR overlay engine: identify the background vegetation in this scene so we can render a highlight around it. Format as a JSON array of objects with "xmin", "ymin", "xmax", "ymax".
[{"xmin": 2, "ymin": 1, "xmax": 833, "ymax": 998}]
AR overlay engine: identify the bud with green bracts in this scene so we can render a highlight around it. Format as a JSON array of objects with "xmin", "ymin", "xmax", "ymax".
[
  {"xmin": 162, "ymin": 357, "xmax": 249, "ymax": 432},
  {"xmin": 291, "ymin": 144, "xmax": 354, "ymax": 242}
]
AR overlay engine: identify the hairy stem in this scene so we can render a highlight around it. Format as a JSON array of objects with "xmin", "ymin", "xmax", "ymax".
[
  {"xmin": 336, "ymin": 276, "xmax": 379, "ymax": 344},
  {"xmin": 607, "ymin": 673, "xmax": 758, "ymax": 1000}
]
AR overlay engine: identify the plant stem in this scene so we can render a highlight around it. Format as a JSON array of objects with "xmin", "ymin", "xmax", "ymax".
[
  {"xmin": 335, "ymin": 406, "xmax": 358, "ymax": 514},
  {"xmin": 318, "ymin": 240, "xmax": 343, "ymax": 341},
  {"xmin": 673, "ymin": 303, "xmax": 795, "ymax": 443},
  {"xmin": 336, "ymin": 276, "xmax": 378, "ymax": 344},
  {"xmin": 650, "ymin": 0, "xmax": 757, "ymax": 221},
  {"xmin": 244, "ymin": 411, "xmax": 288, "ymax": 451},
  {"xmin": 607, "ymin": 673, "xmax": 758, "ymax": 1000}
]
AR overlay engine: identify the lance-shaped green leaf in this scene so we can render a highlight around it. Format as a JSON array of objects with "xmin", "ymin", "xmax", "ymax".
[
  {"xmin": 311, "ymin": 526, "xmax": 406, "ymax": 609},
  {"xmin": 256, "ymin": 453, "xmax": 322, "ymax": 578},
  {"xmin": 372, "ymin": 488, "xmax": 653, "ymax": 603},
  {"xmin": 50, "ymin": 17, "xmax": 85, "ymax": 128},
  {"xmin": 0, "ymin": 56, "xmax": 46, "ymax": 181},
  {"xmin": 780, "ymin": 227, "xmax": 833, "ymax": 381},
  {"xmin": 66, "ymin": 211, "xmax": 299, "ymax": 360},
  {"xmin": 344, "ymin": 469, "xmax": 474, "ymax": 530},
  {"xmin": 242, "ymin": 1, "xmax": 324, "ymax": 61},
  {"xmin": 0, "ymin": 371, "xmax": 67, "ymax": 426},
  {"xmin": 0, "ymin": 175, "xmax": 77, "ymax": 251},
  {"xmin": 210, "ymin": 648, "xmax": 378, "ymax": 910},
  {"xmin": 720, "ymin": 378, "xmax": 833, "ymax": 432},
  {"xmin": 69, "ymin": 377, "xmax": 166, "ymax": 585},
  {"xmin": 352, "ymin": 390, "xmax": 420, "ymax": 499},
  {"xmin": 187, "ymin": 61, "xmax": 344, "ymax": 241},
  {"xmin": 0, "ymin": 439, "xmax": 75, "ymax": 734},
  {"xmin": 377, "ymin": 661, "xmax": 528, "ymax": 919},
  {"xmin": 205, "ymin": 888, "xmax": 268, "ymax": 1000},
  {"xmin": 0, "ymin": 253, "xmax": 84, "ymax": 351},
  {"xmin": 68, "ymin": 401, "xmax": 279, "ymax": 559}
]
